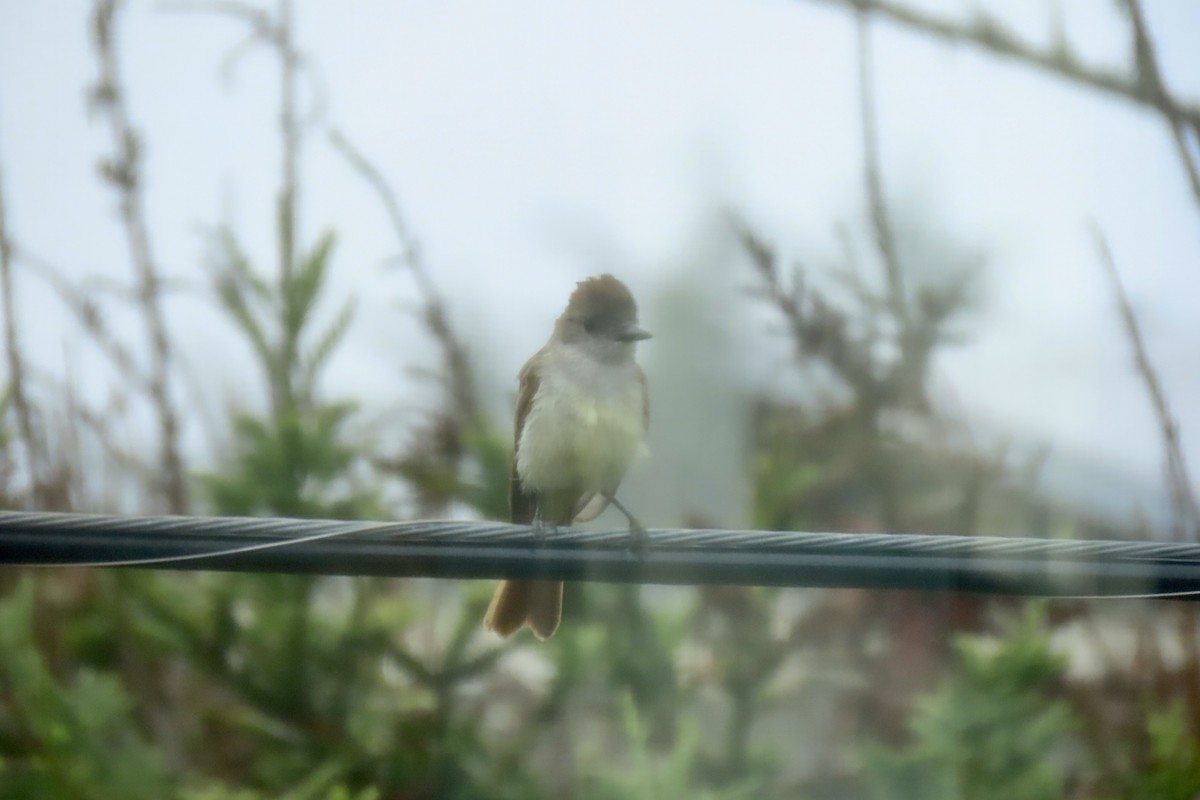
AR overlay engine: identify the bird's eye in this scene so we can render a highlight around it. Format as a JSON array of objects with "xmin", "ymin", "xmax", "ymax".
[{"xmin": 583, "ymin": 317, "xmax": 600, "ymax": 334}]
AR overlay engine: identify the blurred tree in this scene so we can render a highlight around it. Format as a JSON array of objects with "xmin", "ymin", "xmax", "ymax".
[
  {"xmin": 1126, "ymin": 703, "xmax": 1200, "ymax": 800},
  {"xmin": 0, "ymin": 578, "xmax": 173, "ymax": 799},
  {"xmin": 201, "ymin": 226, "xmax": 374, "ymax": 519},
  {"xmin": 860, "ymin": 606, "xmax": 1079, "ymax": 800}
]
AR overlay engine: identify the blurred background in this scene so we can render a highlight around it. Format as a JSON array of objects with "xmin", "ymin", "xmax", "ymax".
[{"xmin": 0, "ymin": 0, "xmax": 1198, "ymax": 797}]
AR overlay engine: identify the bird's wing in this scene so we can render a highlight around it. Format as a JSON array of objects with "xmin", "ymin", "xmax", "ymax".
[
  {"xmin": 509, "ymin": 354, "xmax": 541, "ymax": 525},
  {"xmin": 638, "ymin": 364, "xmax": 649, "ymax": 431}
]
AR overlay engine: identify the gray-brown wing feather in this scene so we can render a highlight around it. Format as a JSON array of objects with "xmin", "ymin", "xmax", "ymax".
[
  {"xmin": 487, "ymin": 352, "xmax": 565, "ymax": 639},
  {"xmin": 638, "ymin": 364, "xmax": 649, "ymax": 431},
  {"xmin": 509, "ymin": 355, "xmax": 541, "ymax": 524}
]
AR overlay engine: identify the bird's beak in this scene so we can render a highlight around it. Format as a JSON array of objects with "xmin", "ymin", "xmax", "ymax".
[{"xmin": 615, "ymin": 324, "xmax": 652, "ymax": 342}]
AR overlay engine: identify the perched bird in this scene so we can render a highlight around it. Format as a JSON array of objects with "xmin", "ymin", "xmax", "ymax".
[{"xmin": 484, "ymin": 274, "xmax": 651, "ymax": 640}]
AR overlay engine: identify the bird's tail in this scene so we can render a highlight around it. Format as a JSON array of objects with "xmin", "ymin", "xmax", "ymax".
[
  {"xmin": 487, "ymin": 478, "xmax": 573, "ymax": 640},
  {"xmin": 484, "ymin": 579, "xmax": 563, "ymax": 640}
]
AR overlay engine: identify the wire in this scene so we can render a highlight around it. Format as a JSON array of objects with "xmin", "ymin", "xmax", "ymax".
[{"xmin": 2, "ymin": 510, "xmax": 1199, "ymax": 599}]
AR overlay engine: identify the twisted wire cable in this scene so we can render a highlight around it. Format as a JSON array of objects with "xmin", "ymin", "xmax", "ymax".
[{"xmin": 1, "ymin": 510, "xmax": 1199, "ymax": 598}]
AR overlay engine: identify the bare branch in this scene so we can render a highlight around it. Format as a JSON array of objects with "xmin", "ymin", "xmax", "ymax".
[
  {"xmin": 1092, "ymin": 226, "xmax": 1199, "ymax": 541},
  {"xmin": 1117, "ymin": 0, "xmax": 1200, "ymax": 210},
  {"xmin": 277, "ymin": 0, "xmax": 298, "ymax": 291},
  {"xmin": 854, "ymin": 11, "xmax": 908, "ymax": 331},
  {"xmin": 13, "ymin": 246, "xmax": 149, "ymax": 394},
  {"xmin": 328, "ymin": 129, "xmax": 476, "ymax": 422},
  {"xmin": 809, "ymin": 0, "xmax": 1200, "ymax": 212},
  {"xmin": 808, "ymin": 0, "xmax": 1200, "ymax": 125},
  {"xmin": 162, "ymin": 0, "xmax": 329, "ymax": 126},
  {"xmin": 0, "ymin": 157, "xmax": 47, "ymax": 507},
  {"xmin": 729, "ymin": 213, "xmax": 881, "ymax": 399},
  {"xmin": 161, "ymin": 1, "xmax": 275, "ymax": 40},
  {"xmin": 89, "ymin": 0, "xmax": 188, "ymax": 512},
  {"xmin": 329, "ymin": 129, "xmax": 479, "ymax": 514},
  {"xmin": 328, "ymin": 131, "xmax": 422, "ymax": 272}
]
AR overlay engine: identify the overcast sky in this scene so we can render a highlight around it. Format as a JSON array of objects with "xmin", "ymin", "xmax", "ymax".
[{"xmin": 1, "ymin": 0, "xmax": 1197, "ymax": 525}]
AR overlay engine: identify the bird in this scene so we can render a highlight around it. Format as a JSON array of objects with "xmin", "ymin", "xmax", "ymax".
[{"xmin": 484, "ymin": 274, "xmax": 651, "ymax": 640}]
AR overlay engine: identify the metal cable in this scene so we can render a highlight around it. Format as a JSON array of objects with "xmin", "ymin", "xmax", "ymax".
[{"xmin": 2, "ymin": 510, "xmax": 1199, "ymax": 598}]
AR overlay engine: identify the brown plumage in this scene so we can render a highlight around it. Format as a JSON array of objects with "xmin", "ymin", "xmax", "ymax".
[
  {"xmin": 484, "ymin": 275, "xmax": 650, "ymax": 640},
  {"xmin": 565, "ymin": 273, "xmax": 638, "ymax": 323},
  {"xmin": 483, "ymin": 364, "xmax": 568, "ymax": 640}
]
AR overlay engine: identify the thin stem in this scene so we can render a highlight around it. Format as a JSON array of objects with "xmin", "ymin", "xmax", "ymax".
[
  {"xmin": 276, "ymin": 0, "xmax": 299, "ymax": 416},
  {"xmin": 328, "ymin": 130, "xmax": 476, "ymax": 420},
  {"xmin": 90, "ymin": 0, "xmax": 188, "ymax": 513},
  {"xmin": 1092, "ymin": 227, "xmax": 1199, "ymax": 541},
  {"xmin": 855, "ymin": 11, "xmax": 908, "ymax": 330},
  {"xmin": 813, "ymin": 0, "xmax": 1200, "ymax": 217},
  {"xmin": 0, "ymin": 160, "xmax": 44, "ymax": 506},
  {"xmin": 807, "ymin": 0, "xmax": 1200, "ymax": 129},
  {"xmin": 1118, "ymin": 0, "xmax": 1200, "ymax": 211}
]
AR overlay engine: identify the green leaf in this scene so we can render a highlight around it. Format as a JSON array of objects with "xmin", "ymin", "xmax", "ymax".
[
  {"xmin": 285, "ymin": 230, "xmax": 337, "ymax": 343},
  {"xmin": 301, "ymin": 296, "xmax": 356, "ymax": 399}
]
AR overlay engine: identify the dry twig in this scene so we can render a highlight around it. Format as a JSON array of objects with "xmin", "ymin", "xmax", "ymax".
[
  {"xmin": 328, "ymin": 129, "xmax": 477, "ymax": 424},
  {"xmin": 810, "ymin": 0, "xmax": 1200, "ymax": 212},
  {"xmin": 1092, "ymin": 227, "xmax": 1199, "ymax": 542},
  {"xmin": 329, "ymin": 130, "xmax": 479, "ymax": 514},
  {"xmin": 0, "ymin": 159, "xmax": 46, "ymax": 506},
  {"xmin": 1118, "ymin": 0, "xmax": 1200, "ymax": 209},
  {"xmin": 807, "ymin": 0, "xmax": 1200, "ymax": 127},
  {"xmin": 854, "ymin": 10, "xmax": 908, "ymax": 331},
  {"xmin": 89, "ymin": 0, "xmax": 188, "ymax": 512}
]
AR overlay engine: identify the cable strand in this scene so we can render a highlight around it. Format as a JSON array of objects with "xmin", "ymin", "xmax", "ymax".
[{"xmin": 2, "ymin": 511, "xmax": 1199, "ymax": 599}]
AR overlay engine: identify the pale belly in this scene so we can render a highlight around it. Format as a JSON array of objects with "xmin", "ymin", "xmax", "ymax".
[{"xmin": 515, "ymin": 381, "xmax": 645, "ymax": 492}]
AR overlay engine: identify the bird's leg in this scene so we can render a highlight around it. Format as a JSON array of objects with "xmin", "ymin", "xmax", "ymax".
[
  {"xmin": 530, "ymin": 493, "xmax": 562, "ymax": 544},
  {"xmin": 532, "ymin": 494, "xmax": 547, "ymax": 543},
  {"xmin": 603, "ymin": 492, "xmax": 649, "ymax": 554}
]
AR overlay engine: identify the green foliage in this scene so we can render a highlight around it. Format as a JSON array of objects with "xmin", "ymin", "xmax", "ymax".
[
  {"xmin": 181, "ymin": 768, "xmax": 379, "ymax": 800},
  {"xmin": 177, "ymin": 207, "xmax": 538, "ymax": 797},
  {"xmin": 860, "ymin": 604, "xmax": 1079, "ymax": 800},
  {"xmin": 752, "ymin": 404, "xmax": 873, "ymax": 532},
  {"xmin": 143, "ymin": 140, "xmax": 550, "ymax": 797},
  {"xmin": 202, "ymin": 403, "xmax": 373, "ymax": 519},
  {"xmin": 1125, "ymin": 703, "xmax": 1200, "ymax": 800},
  {"xmin": 455, "ymin": 422, "xmax": 513, "ymax": 520},
  {"xmin": 203, "ymin": 222, "xmax": 378, "ymax": 520},
  {"xmin": 181, "ymin": 210, "xmax": 529, "ymax": 791},
  {"xmin": 0, "ymin": 564, "xmax": 543, "ymax": 798},
  {"xmin": 0, "ymin": 578, "xmax": 173, "ymax": 800},
  {"xmin": 211, "ymin": 228, "xmax": 353, "ymax": 410},
  {"xmin": 580, "ymin": 693, "xmax": 760, "ymax": 800}
]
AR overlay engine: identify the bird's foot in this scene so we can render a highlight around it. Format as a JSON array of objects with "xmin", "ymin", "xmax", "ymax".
[
  {"xmin": 531, "ymin": 516, "xmax": 559, "ymax": 545},
  {"xmin": 625, "ymin": 518, "xmax": 650, "ymax": 557},
  {"xmin": 602, "ymin": 493, "xmax": 650, "ymax": 557}
]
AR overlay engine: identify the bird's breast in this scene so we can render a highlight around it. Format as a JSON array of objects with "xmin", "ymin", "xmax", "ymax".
[{"xmin": 515, "ymin": 370, "xmax": 645, "ymax": 492}]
